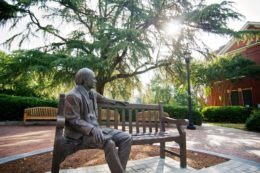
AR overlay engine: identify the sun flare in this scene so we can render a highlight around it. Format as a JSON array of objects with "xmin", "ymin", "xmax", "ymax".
[{"xmin": 164, "ymin": 20, "xmax": 182, "ymax": 37}]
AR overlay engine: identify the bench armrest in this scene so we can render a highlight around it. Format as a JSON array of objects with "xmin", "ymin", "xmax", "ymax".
[
  {"xmin": 162, "ymin": 116, "xmax": 188, "ymax": 135},
  {"xmin": 56, "ymin": 116, "xmax": 65, "ymax": 128},
  {"xmin": 162, "ymin": 116, "xmax": 188, "ymax": 125}
]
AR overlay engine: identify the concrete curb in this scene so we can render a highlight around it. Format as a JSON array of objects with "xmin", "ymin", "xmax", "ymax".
[
  {"xmin": 0, "ymin": 121, "xmax": 57, "ymax": 126},
  {"xmin": 0, "ymin": 121, "xmax": 23, "ymax": 125},
  {"xmin": 0, "ymin": 147, "xmax": 53, "ymax": 164}
]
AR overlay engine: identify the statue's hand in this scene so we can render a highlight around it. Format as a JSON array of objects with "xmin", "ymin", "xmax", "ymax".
[{"xmin": 91, "ymin": 127, "xmax": 104, "ymax": 144}]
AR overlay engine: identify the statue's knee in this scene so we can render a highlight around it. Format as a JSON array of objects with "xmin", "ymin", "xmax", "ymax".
[
  {"xmin": 126, "ymin": 133, "xmax": 133, "ymax": 144},
  {"xmin": 104, "ymin": 139, "xmax": 115, "ymax": 149}
]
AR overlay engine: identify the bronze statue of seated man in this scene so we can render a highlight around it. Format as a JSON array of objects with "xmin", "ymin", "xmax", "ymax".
[{"xmin": 64, "ymin": 68, "xmax": 132, "ymax": 173}]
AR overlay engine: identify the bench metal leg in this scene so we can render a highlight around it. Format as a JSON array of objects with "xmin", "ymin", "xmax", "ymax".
[
  {"xmin": 51, "ymin": 145, "xmax": 63, "ymax": 173},
  {"xmin": 160, "ymin": 142, "xmax": 165, "ymax": 159},
  {"xmin": 179, "ymin": 135, "xmax": 187, "ymax": 168}
]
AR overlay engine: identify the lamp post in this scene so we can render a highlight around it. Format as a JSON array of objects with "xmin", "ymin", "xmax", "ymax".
[{"xmin": 184, "ymin": 50, "xmax": 196, "ymax": 130}]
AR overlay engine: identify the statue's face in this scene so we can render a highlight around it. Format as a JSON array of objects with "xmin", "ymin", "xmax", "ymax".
[{"xmin": 83, "ymin": 71, "xmax": 97, "ymax": 89}]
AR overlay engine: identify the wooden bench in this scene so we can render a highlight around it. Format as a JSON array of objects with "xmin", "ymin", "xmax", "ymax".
[
  {"xmin": 51, "ymin": 94, "xmax": 188, "ymax": 173},
  {"xmin": 23, "ymin": 107, "xmax": 57, "ymax": 123}
]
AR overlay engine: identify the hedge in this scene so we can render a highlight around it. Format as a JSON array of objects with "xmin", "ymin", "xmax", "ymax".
[
  {"xmin": 246, "ymin": 111, "xmax": 260, "ymax": 132},
  {"xmin": 0, "ymin": 94, "xmax": 58, "ymax": 121},
  {"xmin": 202, "ymin": 106, "xmax": 251, "ymax": 123},
  {"xmin": 163, "ymin": 105, "xmax": 203, "ymax": 126}
]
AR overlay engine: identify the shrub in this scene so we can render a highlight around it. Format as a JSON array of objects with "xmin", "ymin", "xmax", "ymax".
[
  {"xmin": 246, "ymin": 111, "xmax": 260, "ymax": 132},
  {"xmin": 0, "ymin": 94, "xmax": 58, "ymax": 121},
  {"xmin": 163, "ymin": 105, "xmax": 203, "ymax": 126},
  {"xmin": 202, "ymin": 106, "xmax": 251, "ymax": 123}
]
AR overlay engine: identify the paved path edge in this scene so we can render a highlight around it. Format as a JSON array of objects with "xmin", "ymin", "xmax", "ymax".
[
  {"xmin": 186, "ymin": 147, "xmax": 260, "ymax": 167},
  {"xmin": 1, "ymin": 146, "xmax": 259, "ymax": 167},
  {"xmin": 0, "ymin": 147, "xmax": 53, "ymax": 164}
]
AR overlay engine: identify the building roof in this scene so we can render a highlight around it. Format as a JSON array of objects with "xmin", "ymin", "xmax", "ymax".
[{"xmin": 217, "ymin": 21, "xmax": 260, "ymax": 55}]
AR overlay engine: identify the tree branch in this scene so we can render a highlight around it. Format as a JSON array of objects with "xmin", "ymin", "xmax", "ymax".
[
  {"xmin": 112, "ymin": 48, "xmax": 128, "ymax": 69},
  {"xmin": 27, "ymin": 10, "xmax": 67, "ymax": 42},
  {"xmin": 61, "ymin": 2, "xmax": 94, "ymax": 35},
  {"xmin": 109, "ymin": 60, "xmax": 171, "ymax": 82}
]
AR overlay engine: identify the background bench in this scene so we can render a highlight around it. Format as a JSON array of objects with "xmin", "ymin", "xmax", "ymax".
[
  {"xmin": 51, "ymin": 94, "xmax": 188, "ymax": 173},
  {"xmin": 100, "ymin": 109, "xmax": 120, "ymax": 122},
  {"xmin": 23, "ymin": 107, "xmax": 57, "ymax": 123}
]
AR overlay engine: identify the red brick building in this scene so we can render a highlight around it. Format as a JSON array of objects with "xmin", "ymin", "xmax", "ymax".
[{"xmin": 207, "ymin": 21, "xmax": 260, "ymax": 107}]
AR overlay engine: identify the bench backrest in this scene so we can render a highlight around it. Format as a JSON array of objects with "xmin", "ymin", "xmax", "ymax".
[
  {"xmin": 55, "ymin": 94, "xmax": 165, "ymax": 134},
  {"xmin": 98, "ymin": 103, "xmax": 165, "ymax": 134},
  {"xmin": 100, "ymin": 109, "xmax": 120, "ymax": 122},
  {"xmin": 136, "ymin": 111, "xmax": 169, "ymax": 121}
]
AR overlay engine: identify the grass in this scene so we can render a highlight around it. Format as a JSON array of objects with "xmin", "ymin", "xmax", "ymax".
[{"xmin": 207, "ymin": 122, "xmax": 246, "ymax": 130}]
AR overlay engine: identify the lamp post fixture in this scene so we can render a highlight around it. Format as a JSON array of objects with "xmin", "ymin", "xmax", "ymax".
[{"xmin": 184, "ymin": 50, "xmax": 196, "ymax": 130}]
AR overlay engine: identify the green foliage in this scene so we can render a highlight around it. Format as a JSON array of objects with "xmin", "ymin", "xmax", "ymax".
[
  {"xmin": 147, "ymin": 74, "xmax": 175, "ymax": 104},
  {"xmin": 193, "ymin": 55, "xmax": 260, "ymax": 87},
  {"xmin": 202, "ymin": 106, "xmax": 251, "ymax": 123},
  {"xmin": 186, "ymin": 1, "xmax": 243, "ymax": 35},
  {"xmin": 0, "ymin": 50, "xmax": 93, "ymax": 98},
  {"xmin": 105, "ymin": 77, "xmax": 141, "ymax": 101},
  {"xmin": 164, "ymin": 105, "xmax": 203, "ymax": 126},
  {"xmin": 245, "ymin": 111, "xmax": 260, "ymax": 132},
  {"xmin": 0, "ymin": 94, "xmax": 58, "ymax": 121}
]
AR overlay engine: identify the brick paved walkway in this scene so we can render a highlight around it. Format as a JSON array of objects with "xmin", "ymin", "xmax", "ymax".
[
  {"xmin": 0, "ymin": 124, "xmax": 259, "ymax": 162},
  {"xmin": 169, "ymin": 124, "xmax": 260, "ymax": 162},
  {"xmin": 0, "ymin": 125, "xmax": 55, "ymax": 157}
]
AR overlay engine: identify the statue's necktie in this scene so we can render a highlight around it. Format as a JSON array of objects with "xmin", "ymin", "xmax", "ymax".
[
  {"xmin": 89, "ymin": 91, "xmax": 94, "ymax": 100},
  {"xmin": 88, "ymin": 91, "xmax": 96, "ymax": 113}
]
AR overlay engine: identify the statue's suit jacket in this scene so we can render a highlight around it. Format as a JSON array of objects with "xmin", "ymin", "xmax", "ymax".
[{"xmin": 64, "ymin": 85, "xmax": 108, "ymax": 140}]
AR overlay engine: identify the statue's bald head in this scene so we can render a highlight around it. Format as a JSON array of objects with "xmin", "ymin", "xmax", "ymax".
[{"xmin": 75, "ymin": 68, "xmax": 96, "ymax": 89}]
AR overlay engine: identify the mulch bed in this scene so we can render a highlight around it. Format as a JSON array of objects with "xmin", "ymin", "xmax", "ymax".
[{"xmin": 0, "ymin": 145, "xmax": 228, "ymax": 173}]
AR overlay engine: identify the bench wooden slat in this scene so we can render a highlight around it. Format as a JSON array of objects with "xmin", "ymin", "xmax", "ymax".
[
  {"xmin": 132, "ymin": 133, "xmax": 181, "ymax": 145},
  {"xmin": 106, "ymin": 108, "xmax": 110, "ymax": 127},
  {"xmin": 142, "ymin": 109, "xmax": 146, "ymax": 133},
  {"xmin": 135, "ymin": 110, "xmax": 139, "ymax": 133},
  {"xmin": 129, "ymin": 109, "xmax": 132, "ymax": 134},
  {"xmin": 122, "ymin": 109, "xmax": 126, "ymax": 131},
  {"xmin": 148, "ymin": 110, "xmax": 152, "ymax": 133},
  {"xmin": 114, "ymin": 109, "xmax": 118, "ymax": 129}
]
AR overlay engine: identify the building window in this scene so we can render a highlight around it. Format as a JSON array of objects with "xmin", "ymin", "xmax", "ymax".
[
  {"xmin": 242, "ymin": 89, "xmax": 253, "ymax": 107},
  {"xmin": 230, "ymin": 91, "xmax": 239, "ymax": 105}
]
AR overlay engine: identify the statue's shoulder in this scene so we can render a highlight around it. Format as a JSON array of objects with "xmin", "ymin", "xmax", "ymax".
[{"xmin": 66, "ymin": 88, "xmax": 81, "ymax": 99}]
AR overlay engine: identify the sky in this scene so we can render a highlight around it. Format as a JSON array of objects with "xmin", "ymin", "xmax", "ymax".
[{"xmin": 201, "ymin": 0, "xmax": 260, "ymax": 50}]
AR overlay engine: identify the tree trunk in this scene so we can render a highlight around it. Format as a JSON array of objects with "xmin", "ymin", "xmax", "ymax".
[{"xmin": 96, "ymin": 80, "xmax": 106, "ymax": 95}]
